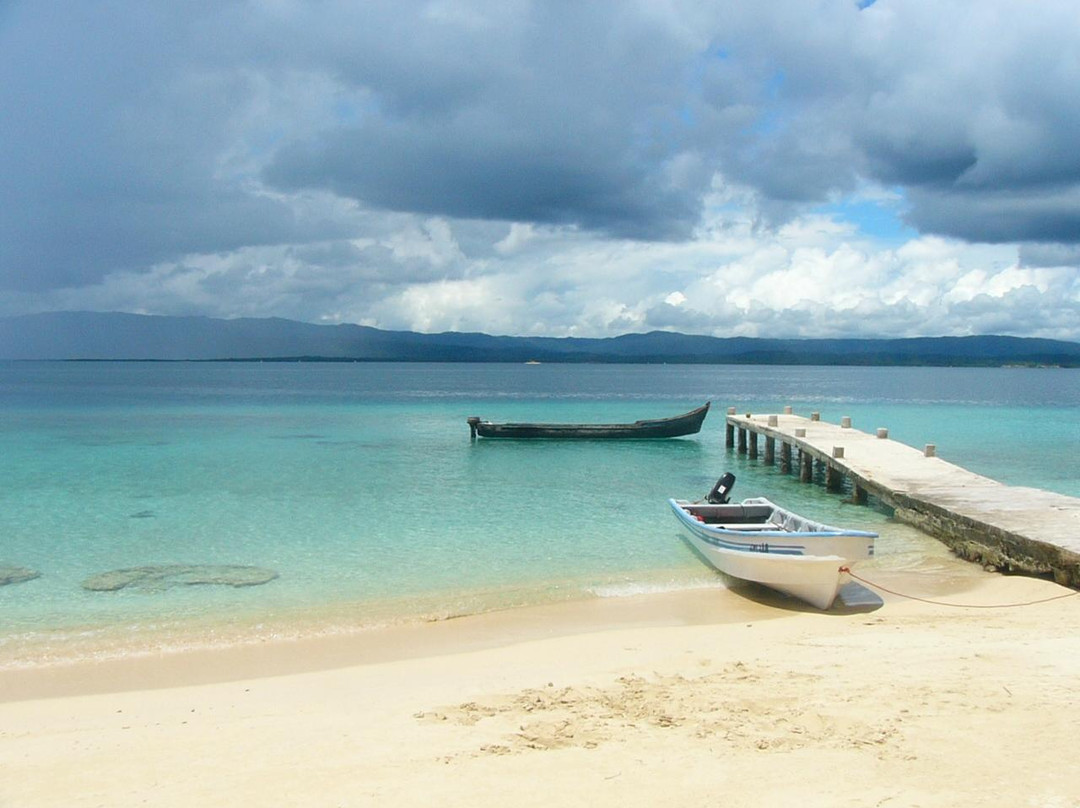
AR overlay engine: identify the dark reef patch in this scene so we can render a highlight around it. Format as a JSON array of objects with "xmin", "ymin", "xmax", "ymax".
[
  {"xmin": 0, "ymin": 566, "xmax": 41, "ymax": 586},
  {"xmin": 82, "ymin": 564, "xmax": 279, "ymax": 592}
]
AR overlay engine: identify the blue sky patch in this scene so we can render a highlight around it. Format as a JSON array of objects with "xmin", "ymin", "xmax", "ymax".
[{"xmin": 817, "ymin": 190, "xmax": 917, "ymax": 243}]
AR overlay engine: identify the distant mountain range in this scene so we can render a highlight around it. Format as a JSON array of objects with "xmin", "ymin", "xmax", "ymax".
[{"xmin": 2, "ymin": 311, "xmax": 1079, "ymax": 366}]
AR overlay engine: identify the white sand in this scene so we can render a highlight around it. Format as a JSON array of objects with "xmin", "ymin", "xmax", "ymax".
[{"xmin": 2, "ymin": 576, "xmax": 1079, "ymax": 808}]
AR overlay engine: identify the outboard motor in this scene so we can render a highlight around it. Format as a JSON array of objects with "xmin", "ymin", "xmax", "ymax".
[{"xmin": 706, "ymin": 472, "xmax": 736, "ymax": 504}]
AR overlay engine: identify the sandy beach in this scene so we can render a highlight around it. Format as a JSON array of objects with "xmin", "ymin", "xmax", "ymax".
[{"xmin": 2, "ymin": 573, "xmax": 1079, "ymax": 808}]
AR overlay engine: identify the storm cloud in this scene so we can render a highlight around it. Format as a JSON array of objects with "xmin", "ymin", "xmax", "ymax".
[{"xmin": 2, "ymin": 0, "xmax": 1078, "ymax": 338}]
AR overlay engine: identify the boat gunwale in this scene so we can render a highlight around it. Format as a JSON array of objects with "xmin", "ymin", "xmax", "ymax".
[{"xmin": 669, "ymin": 498, "xmax": 879, "ymax": 544}]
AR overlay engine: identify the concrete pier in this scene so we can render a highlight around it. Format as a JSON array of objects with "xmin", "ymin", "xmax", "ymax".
[{"xmin": 727, "ymin": 411, "xmax": 1080, "ymax": 587}]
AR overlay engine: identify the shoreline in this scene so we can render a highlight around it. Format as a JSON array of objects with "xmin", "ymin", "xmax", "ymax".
[
  {"xmin": 0, "ymin": 561, "xmax": 1004, "ymax": 704},
  {"xmin": 2, "ymin": 572, "xmax": 1078, "ymax": 807},
  {"xmin": 0, "ymin": 583, "xmax": 778, "ymax": 703},
  {"xmin": 0, "ymin": 568, "xmax": 727, "ymax": 676}
]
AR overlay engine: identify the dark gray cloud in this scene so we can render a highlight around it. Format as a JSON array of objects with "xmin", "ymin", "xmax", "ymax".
[
  {"xmin": 1019, "ymin": 243, "xmax": 1080, "ymax": 268},
  {"xmin": 261, "ymin": 2, "xmax": 713, "ymax": 239},
  {"xmin": 0, "ymin": 1, "xmax": 355, "ymax": 292},
  {"xmin": 0, "ymin": 188, "xmax": 343, "ymax": 291},
  {"xmin": 904, "ymin": 187, "xmax": 1080, "ymax": 244},
  {"xmin": 265, "ymin": 123, "xmax": 704, "ymax": 240}
]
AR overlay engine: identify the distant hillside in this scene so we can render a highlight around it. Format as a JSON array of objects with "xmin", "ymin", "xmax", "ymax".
[{"xmin": 1, "ymin": 311, "xmax": 1079, "ymax": 366}]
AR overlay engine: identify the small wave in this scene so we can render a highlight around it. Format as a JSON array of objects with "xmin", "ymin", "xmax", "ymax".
[{"xmin": 588, "ymin": 578, "xmax": 727, "ymax": 599}]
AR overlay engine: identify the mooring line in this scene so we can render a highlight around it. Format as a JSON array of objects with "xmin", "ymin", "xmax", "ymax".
[{"xmin": 839, "ymin": 567, "xmax": 1080, "ymax": 609}]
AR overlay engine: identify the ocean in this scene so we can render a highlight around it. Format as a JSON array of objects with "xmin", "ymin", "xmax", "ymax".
[{"xmin": 2, "ymin": 361, "xmax": 1078, "ymax": 663}]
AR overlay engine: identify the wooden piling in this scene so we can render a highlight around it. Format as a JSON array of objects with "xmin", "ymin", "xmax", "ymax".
[{"xmin": 826, "ymin": 463, "xmax": 843, "ymax": 492}]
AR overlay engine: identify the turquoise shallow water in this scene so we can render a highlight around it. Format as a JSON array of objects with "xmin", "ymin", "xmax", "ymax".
[{"xmin": 1, "ymin": 362, "xmax": 1078, "ymax": 658}]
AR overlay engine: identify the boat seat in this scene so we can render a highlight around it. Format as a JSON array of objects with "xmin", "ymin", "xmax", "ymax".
[{"xmin": 687, "ymin": 504, "xmax": 773, "ymax": 519}]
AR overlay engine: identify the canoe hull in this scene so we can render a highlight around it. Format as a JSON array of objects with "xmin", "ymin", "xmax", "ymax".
[
  {"xmin": 669, "ymin": 498, "xmax": 876, "ymax": 610},
  {"xmin": 469, "ymin": 402, "xmax": 709, "ymax": 439}
]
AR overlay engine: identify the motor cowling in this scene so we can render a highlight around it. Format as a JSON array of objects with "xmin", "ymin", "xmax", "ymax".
[{"xmin": 706, "ymin": 472, "xmax": 735, "ymax": 504}]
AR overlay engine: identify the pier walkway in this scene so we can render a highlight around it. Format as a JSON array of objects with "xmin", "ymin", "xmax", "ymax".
[{"xmin": 726, "ymin": 409, "xmax": 1080, "ymax": 587}]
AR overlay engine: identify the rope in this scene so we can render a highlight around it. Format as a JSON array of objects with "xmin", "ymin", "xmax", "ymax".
[{"xmin": 839, "ymin": 566, "xmax": 1080, "ymax": 609}]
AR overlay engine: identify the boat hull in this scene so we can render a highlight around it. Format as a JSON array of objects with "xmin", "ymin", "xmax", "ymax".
[
  {"xmin": 469, "ymin": 402, "xmax": 709, "ymax": 439},
  {"xmin": 669, "ymin": 498, "xmax": 876, "ymax": 610}
]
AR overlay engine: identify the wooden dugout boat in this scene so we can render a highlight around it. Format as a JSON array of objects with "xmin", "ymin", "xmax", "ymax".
[
  {"xmin": 467, "ymin": 402, "xmax": 710, "ymax": 440},
  {"xmin": 670, "ymin": 477, "xmax": 876, "ymax": 609}
]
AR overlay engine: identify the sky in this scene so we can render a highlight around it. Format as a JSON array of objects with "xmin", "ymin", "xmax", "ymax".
[{"xmin": 2, "ymin": 0, "xmax": 1079, "ymax": 340}]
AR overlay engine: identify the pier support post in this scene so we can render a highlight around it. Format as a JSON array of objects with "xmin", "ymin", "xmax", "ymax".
[
  {"xmin": 726, "ymin": 422, "xmax": 735, "ymax": 448},
  {"xmin": 780, "ymin": 442, "xmax": 791, "ymax": 474},
  {"xmin": 826, "ymin": 464, "xmax": 843, "ymax": 492},
  {"xmin": 764, "ymin": 436, "xmax": 775, "ymax": 465},
  {"xmin": 737, "ymin": 428, "xmax": 747, "ymax": 454},
  {"xmin": 748, "ymin": 431, "xmax": 758, "ymax": 459},
  {"xmin": 800, "ymin": 451, "xmax": 813, "ymax": 482},
  {"xmin": 853, "ymin": 484, "xmax": 868, "ymax": 505}
]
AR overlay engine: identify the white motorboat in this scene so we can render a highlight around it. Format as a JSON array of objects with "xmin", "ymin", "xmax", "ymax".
[{"xmin": 670, "ymin": 474, "xmax": 876, "ymax": 609}]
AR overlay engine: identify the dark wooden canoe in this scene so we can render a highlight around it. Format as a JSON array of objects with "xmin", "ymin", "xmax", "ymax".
[{"xmin": 467, "ymin": 402, "xmax": 710, "ymax": 440}]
